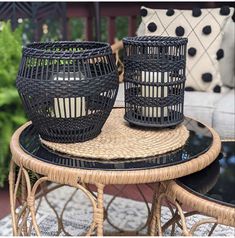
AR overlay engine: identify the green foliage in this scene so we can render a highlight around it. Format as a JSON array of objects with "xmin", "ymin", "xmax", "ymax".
[
  {"xmin": 115, "ymin": 17, "xmax": 128, "ymax": 40},
  {"xmin": 69, "ymin": 18, "xmax": 85, "ymax": 41},
  {"xmin": 0, "ymin": 21, "xmax": 27, "ymax": 186}
]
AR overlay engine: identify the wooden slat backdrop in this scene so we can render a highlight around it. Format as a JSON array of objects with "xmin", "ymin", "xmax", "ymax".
[{"xmin": 0, "ymin": 2, "xmax": 234, "ymax": 42}]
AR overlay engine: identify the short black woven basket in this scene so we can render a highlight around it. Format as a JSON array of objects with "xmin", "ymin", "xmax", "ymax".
[
  {"xmin": 123, "ymin": 36, "xmax": 188, "ymax": 128},
  {"xmin": 16, "ymin": 41, "xmax": 119, "ymax": 143}
]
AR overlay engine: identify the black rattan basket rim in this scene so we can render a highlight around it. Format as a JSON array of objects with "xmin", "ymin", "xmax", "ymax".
[
  {"xmin": 123, "ymin": 36, "xmax": 188, "ymax": 47},
  {"xmin": 23, "ymin": 41, "xmax": 112, "ymax": 59}
]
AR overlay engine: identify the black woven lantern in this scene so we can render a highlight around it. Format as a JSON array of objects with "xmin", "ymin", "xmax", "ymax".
[
  {"xmin": 123, "ymin": 36, "xmax": 188, "ymax": 128},
  {"xmin": 16, "ymin": 41, "xmax": 119, "ymax": 143}
]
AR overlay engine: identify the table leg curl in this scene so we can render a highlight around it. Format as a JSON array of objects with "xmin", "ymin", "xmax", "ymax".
[{"xmin": 9, "ymin": 160, "xmax": 102, "ymax": 236}]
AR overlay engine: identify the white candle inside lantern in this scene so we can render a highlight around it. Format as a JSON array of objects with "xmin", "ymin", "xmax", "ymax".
[
  {"xmin": 141, "ymin": 71, "xmax": 168, "ymax": 118},
  {"xmin": 51, "ymin": 72, "xmax": 86, "ymax": 118}
]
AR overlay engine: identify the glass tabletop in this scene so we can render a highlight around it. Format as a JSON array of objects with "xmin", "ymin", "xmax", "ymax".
[
  {"xmin": 177, "ymin": 141, "xmax": 235, "ymax": 208},
  {"xmin": 19, "ymin": 117, "xmax": 213, "ymax": 171}
]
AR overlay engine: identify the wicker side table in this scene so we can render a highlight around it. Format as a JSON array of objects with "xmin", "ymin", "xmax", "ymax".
[
  {"xmin": 153, "ymin": 141, "xmax": 235, "ymax": 236},
  {"xmin": 9, "ymin": 109, "xmax": 221, "ymax": 236}
]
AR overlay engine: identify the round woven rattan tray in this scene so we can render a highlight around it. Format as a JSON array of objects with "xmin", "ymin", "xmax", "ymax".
[
  {"xmin": 10, "ymin": 109, "xmax": 221, "ymax": 186},
  {"xmin": 41, "ymin": 109, "xmax": 189, "ymax": 160}
]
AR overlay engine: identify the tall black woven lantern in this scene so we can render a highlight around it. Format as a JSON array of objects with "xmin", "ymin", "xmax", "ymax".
[
  {"xmin": 123, "ymin": 36, "xmax": 188, "ymax": 128},
  {"xmin": 16, "ymin": 41, "xmax": 119, "ymax": 143}
]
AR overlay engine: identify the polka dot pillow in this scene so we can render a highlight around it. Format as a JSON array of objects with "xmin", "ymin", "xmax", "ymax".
[{"xmin": 137, "ymin": 6, "xmax": 235, "ymax": 93}]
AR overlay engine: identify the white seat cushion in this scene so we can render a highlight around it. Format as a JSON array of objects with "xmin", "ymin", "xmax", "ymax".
[
  {"xmin": 114, "ymin": 83, "xmax": 125, "ymax": 107},
  {"xmin": 184, "ymin": 91, "xmax": 223, "ymax": 126},
  {"xmin": 213, "ymin": 89, "xmax": 235, "ymax": 139}
]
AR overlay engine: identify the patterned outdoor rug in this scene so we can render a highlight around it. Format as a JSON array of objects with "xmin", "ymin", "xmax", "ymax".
[{"xmin": 0, "ymin": 185, "xmax": 234, "ymax": 236}]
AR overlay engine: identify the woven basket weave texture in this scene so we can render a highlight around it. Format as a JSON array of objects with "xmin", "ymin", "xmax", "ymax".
[
  {"xmin": 16, "ymin": 41, "xmax": 119, "ymax": 143},
  {"xmin": 123, "ymin": 36, "xmax": 188, "ymax": 128}
]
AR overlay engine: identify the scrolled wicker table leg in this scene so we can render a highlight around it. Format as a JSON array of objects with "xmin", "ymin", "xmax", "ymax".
[
  {"xmin": 9, "ymin": 161, "xmax": 43, "ymax": 235},
  {"xmin": 155, "ymin": 192, "xmax": 191, "ymax": 236},
  {"xmin": 189, "ymin": 218, "xmax": 218, "ymax": 236},
  {"xmin": 9, "ymin": 160, "xmax": 18, "ymax": 236},
  {"xmin": 96, "ymin": 183, "xmax": 105, "ymax": 236},
  {"xmin": 22, "ymin": 168, "xmax": 49, "ymax": 236},
  {"xmin": 10, "ymin": 161, "xmax": 99, "ymax": 236},
  {"xmin": 154, "ymin": 190, "xmax": 221, "ymax": 236},
  {"xmin": 149, "ymin": 183, "xmax": 159, "ymax": 236}
]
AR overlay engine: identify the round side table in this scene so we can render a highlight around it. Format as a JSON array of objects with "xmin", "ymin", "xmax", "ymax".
[
  {"xmin": 154, "ymin": 141, "xmax": 235, "ymax": 236},
  {"xmin": 9, "ymin": 109, "xmax": 221, "ymax": 236}
]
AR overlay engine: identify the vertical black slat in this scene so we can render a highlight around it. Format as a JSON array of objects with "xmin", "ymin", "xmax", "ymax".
[
  {"xmin": 29, "ymin": 57, "xmax": 35, "ymax": 81},
  {"xmin": 96, "ymin": 56, "xmax": 102, "ymax": 77},
  {"xmin": 74, "ymin": 95, "xmax": 77, "ymax": 118},
  {"xmin": 81, "ymin": 58, "xmax": 87, "ymax": 79},
  {"xmin": 76, "ymin": 59, "xmax": 83, "ymax": 80},
  {"xmin": 167, "ymin": 69, "xmax": 169, "ymax": 124},
  {"xmin": 18, "ymin": 54, "xmax": 26, "ymax": 78},
  {"xmin": 141, "ymin": 47, "xmax": 144, "ymax": 120},
  {"xmin": 72, "ymin": 57, "xmax": 76, "ymax": 81},
  {"xmin": 51, "ymin": 58, "xmax": 55, "ymax": 80},
  {"xmin": 80, "ymin": 59, "xmax": 87, "ymax": 116},
  {"xmin": 34, "ymin": 58, "xmax": 39, "ymax": 80},
  {"xmin": 62, "ymin": 97, "xmax": 67, "ymax": 119},
  {"xmin": 167, "ymin": 46, "xmax": 170, "ymax": 124},
  {"xmin": 56, "ymin": 57, "xmax": 60, "ymax": 81},
  {"xmin": 79, "ymin": 93, "xmax": 83, "ymax": 118},
  {"xmin": 156, "ymin": 68, "xmax": 159, "ymax": 123},
  {"xmin": 106, "ymin": 54, "xmax": 113, "ymax": 75},
  {"xmin": 83, "ymin": 59, "xmax": 89, "ymax": 79},
  {"xmin": 51, "ymin": 59, "xmax": 57, "ymax": 118},
  {"xmin": 45, "ymin": 58, "xmax": 49, "ymax": 81},
  {"xmin": 92, "ymin": 57, "xmax": 98, "ymax": 79},
  {"xmin": 56, "ymin": 98, "xmax": 62, "ymax": 119},
  {"xmin": 176, "ymin": 82, "xmax": 179, "ymax": 121},
  {"xmin": 147, "ymin": 67, "xmax": 150, "ymax": 121},
  {"xmin": 62, "ymin": 58, "xmax": 66, "ymax": 81},
  {"xmin": 173, "ymin": 44, "xmax": 176, "ymax": 122},
  {"xmin": 75, "ymin": 59, "xmax": 80, "ymax": 118},
  {"xmin": 178, "ymin": 69, "xmax": 181, "ymax": 117},
  {"xmin": 179, "ymin": 64, "xmax": 182, "ymax": 117},
  {"xmin": 69, "ymin": 57, "xmax": 76, "ymax": 118},
  {"xmin": 160, "ymin": 46, "xmax": 164, "ymax": 124},
  {"xmin": 102, "ymin": 55, "xmax": 108, "ymax": 75},
  {"xmin": 23, "ymin": 57, "xmax": 29, "ymax": 80},
  {"xmin": 179, "ymin": 81, "xmax": 182, "ymax": 116},
  {"xmin": 87, "ymin": 58, "xmax": 93, "ymax": 78},
  {"xmin": 147, "ymin": 71, "xmax": 150, "ymax": 121},
  {"xmin": 40, "ymin": 58, "xmax": 45, "ymax": 81},
  {"xmin": 66, "ymin": 56, "xmax": 72, "ymax": 118}
]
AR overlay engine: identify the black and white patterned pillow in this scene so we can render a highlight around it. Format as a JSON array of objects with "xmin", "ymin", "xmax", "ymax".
[{"xmin": 137, "ymin": 6, "xmax": 234, "ymax": 93}]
